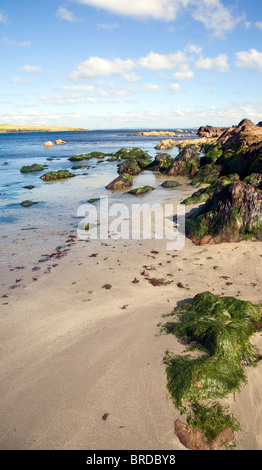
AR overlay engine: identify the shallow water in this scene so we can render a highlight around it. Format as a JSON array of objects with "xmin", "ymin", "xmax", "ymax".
[{"xmin": 0, "ymin": 129, "xmax": 196, "ymax": 278}]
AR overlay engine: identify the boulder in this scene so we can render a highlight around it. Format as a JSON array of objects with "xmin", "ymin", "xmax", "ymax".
[
  {"xmin": 167, "ymin": 146, "xmax": 200, "ymax": 177},
  {"xmin": 106, "ymin": 173, "xmax": 133, "ymax": 190},
  {"xmin": 197, "ymin": 125, "xmax": 226, "ymax": 138},
  {"xmin": 161, "ymin": 180, "xmax": 181, "ymax": 188},
  {"xmin": 55, "ymin": 139, "xmax": 67, "ymax": 145},
  {"xmin": 185, "ymin": 179, "xmax": 262, "ymax": 244},
  {"xmin": 44, "ymin": 141, "xmax": 53, "ymax": 148}
]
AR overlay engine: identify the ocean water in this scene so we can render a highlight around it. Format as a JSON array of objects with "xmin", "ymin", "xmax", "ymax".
[{"xmin": 0, "ymin": 129, "xmax": 196, "ymax": 277}]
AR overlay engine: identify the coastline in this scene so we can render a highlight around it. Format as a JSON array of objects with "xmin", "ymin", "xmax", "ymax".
[
  {"xmin": 1, "ymin": 190, "xmax": 262, "ymax": 450},
  {"xmin": 0, "ymin": 124, "xmax": 89, "ymax": 133}
]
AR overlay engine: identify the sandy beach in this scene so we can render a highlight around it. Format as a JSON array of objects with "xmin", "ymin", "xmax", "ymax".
[{"xmin": 1, "ymin": 190, "xmax": 262, "ymax": 451}]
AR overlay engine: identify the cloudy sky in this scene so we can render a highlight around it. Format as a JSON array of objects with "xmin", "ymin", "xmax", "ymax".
[{"xmin": 1, "ymin": 0, "xmax": 262, "ymax": 129}]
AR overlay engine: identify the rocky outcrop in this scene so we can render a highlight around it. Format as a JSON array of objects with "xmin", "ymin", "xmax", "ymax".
[
  {"xmin": 154, "ymin": 138, "xmax": 176, "ymax": 150},
  {"xmin": 55, "ymin": 139, "xmax": 67, "ymax": 145},
  {"xmin": 197, "ymin": 125, "xmax": 226, "ymax": 138},
  {"xmin": 217, "ymin": 119, "xmax": 262, "ymax": 149},
  {"xmin": 167, "ymin": 147, "xmax": 200, "ymax": 177},
  {"xmin": 185, "ymin": 179, "xmax": 262, "ymax": 244}
]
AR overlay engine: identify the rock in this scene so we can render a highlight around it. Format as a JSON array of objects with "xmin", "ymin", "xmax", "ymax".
[
  {"xmin": 106, "ymin": 173, "xmax": 133, "ymax": 190},
  {"xmin": 128, "ymin": 186, "xmax": 155, "ymax": 195},
  {"xmin": 145, "ymin": 154, "xmax": 173, "ymax": 172},
  {"xmin": 185, "ymin": 179, "xmax": 262, "ymax": 244},
  {"xmin": 167, "ymin": 146, "xmax": 200, "ymax": 177},
  {"xmin": 161, "ymin": 180, "xmax": 181, "ymax": 188},
  {"xmin": 44, "ymin": 141, "xmax": 53, "ymax": 148},
  {"xmin": 174, "ymin": 420, "xmax": 235, "ymax": 450},
  {"xmin": 20, "ymin": 200, "xmax": 39, "ymax": 207},
  {"xmin": 55, "ymin": 139, "xmax": 66, "ymax": 145},
  {"xmin": 23, "ymin": 185, "xmax": 35, "ymax": 190},
  {"xmin": 197, "ymin": 125, "xmax": 227, "ymax": 138},
  {"xmin": 217, "ymin": 118, "xmax": 262, "ymax": 150},
  {"xmin": 40, "ymin": 170, "xmax": 75, "ymax": 181},
  {"xmin": 154, "ymin": 138, "xmax": 176, "ymax": 150},
  {"xmin": 174, "ymin": 420, "xmax": 210, "ymax": 450},
  {"xmin": 117, "ymin": 160, "xmax": 143, "ymax": 176},
  {"xmin": 20, "ymin": 163, "xmax": 44, "ymax": 173}
]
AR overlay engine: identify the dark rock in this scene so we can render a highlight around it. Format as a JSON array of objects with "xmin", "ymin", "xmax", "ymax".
[
  {"xmin": 20, "ymin": 163, "xmax": 44, "ymax": 173},
  {"xmin": 167, "ymin": 146, "xmax": 200, "ymax": 177},
  {"xmin": 20, "ymin": 200, "xmax": 39, "ymax": 207},
  {"xmin": 197, "ymin": 125, "xmax": 226, "ymax": 138},
  {"xmin": 185, "ymin": 179, "xmax": 262, "ymax": 244}
]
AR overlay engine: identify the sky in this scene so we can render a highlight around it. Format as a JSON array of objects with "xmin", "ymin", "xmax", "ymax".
[{"xmin": 0, "ymin": 0, "xmax": 262, "ymax": 129}]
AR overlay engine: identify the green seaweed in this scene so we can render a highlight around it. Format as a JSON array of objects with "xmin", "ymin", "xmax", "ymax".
[
  {"xmin": 161, "ymin": 291, "xmax": 262, "ymax": 441},
  {"xmin": 40, "ymin": 170, "xmax": 75, "ymax": 181},
  {"xmin": 20, "ymin": 163, "xmax": 44, "ymax": 173},
  {"xmin": 128, "ymin": 185, "xmax": 155, "ymax": 195}
]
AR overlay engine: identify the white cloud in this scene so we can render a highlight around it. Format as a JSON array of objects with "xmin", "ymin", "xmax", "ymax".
[
  {"xmin": 10, "ymin": 76, "xmax": 29, "ymax": 84},
  {"xmin": 2, "ymin": 37, "xmax": 31, "ymax": 47},
  {"xmin": 19, "ymin": 65, "xmax": 42, "ymax": 73},
  {"xmin": 56, "ymin": 5, "xmax": 79, "ymax": 22},
  {"xmin": 191, "ymin": 0, "xmax": 242, "ymax": 38},
  {"xmin": 235, "ymin": 49, "xmax": 262, "ymax": 73},
  {"xmin": 74, "ymin": 0, "xmax": 242, "ymax": 37},
  {"xmin": 142, "ymin": 83, "xmax": 162, "ymax": 92},
  {"xmin": 0, "ymin": 12, "xmax": 8, "ymax": 24},
  {"xmin": 255, "ymin": 21, "xmax": 262, "ymax": 30},
  {"xmin": 173, "ymin": 64, "xmax": 194, "ymax": 80},
  {"xmin": 170, "ymin": 82, "xmax": 180, "ymax": 91},
  {"xmin": 138, "ymin": 51, "xmax": 190, "ymax": 70},
  {"xmin": 97, "ymin": 22, "xmax": 119, "ymax": 30},
  {"xmin": 123, "ymin": 72, "xmax": 141, "ymax": 83},
  {"xmin": 68, "ymin": 56, "xmax": 135, "ymax": 80},
  {"xmin": 196, "ymin": 54, "xmax": 230, "ymax": 72}
]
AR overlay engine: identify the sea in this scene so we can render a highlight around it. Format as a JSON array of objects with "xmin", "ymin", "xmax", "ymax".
[{"xmin": 0, "ymin": 129, "xmax": 197, "ymax": 288}]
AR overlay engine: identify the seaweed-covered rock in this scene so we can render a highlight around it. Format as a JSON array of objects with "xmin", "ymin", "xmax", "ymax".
[
  {"xmin": 117, "ymin": 159, "xmax": 144, "ymax": 176},
  {"xmin": 145, "ymin": 153, "xmax": 174, "ymax": 172},
  {"xmin": 161, "ymin": 180, "xmax": 181, "ymax": 188},
  {"xmin": 40, "ymin": 170, "xmax": 75, "ymax": 181},
  {"xmin": 217, "ymin": 118, "xmax": 262, "ymax": 150},
  {"xmin": 106, "ymin": 173, "xmax": 133, "ymax": 190},
  {"xmin": 243, "ymin": 173, "xmax": 262, "ymax": 189},
  {"xmin": 20, "ymin": 200, "xmax": 39, "ymax": 207},
  {"xmin": 185, "ymin": 179, "xmax": 262, "ymax": 243},
  {"xmin": 113, "ymin": 147, "xmax": 151, "ymax": 161},
  {"xmin": 20, "ymin": 163, "xmax": 45, "ymax": 173},
  {"xmin": 69, "ymin": 151, "xmax": 106, "ymax": 162},
  {"xmin": 167, "ymin": 146, "xmax": 200, "ymax": 177},
  {"xmin": 128, "ymin": 185, "xmax": 154, "ymax": 195}
]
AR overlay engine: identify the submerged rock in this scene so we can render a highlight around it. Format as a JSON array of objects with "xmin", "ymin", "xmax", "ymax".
[
  {"xmin": 20, "ymin": 200, "xmax": 39, "ymax": 207},
  {"xmin": 40, "ymin": 170, "xmax": 75, "ymax": 181},
  {"xmin": 23, "ymin": 185, "xmax": 35, "ymax": 190}
]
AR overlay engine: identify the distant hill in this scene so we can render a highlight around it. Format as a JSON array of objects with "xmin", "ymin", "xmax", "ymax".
[{"xmin": 0, "ymin": 124, "xmax": 88, "ymax": 133}]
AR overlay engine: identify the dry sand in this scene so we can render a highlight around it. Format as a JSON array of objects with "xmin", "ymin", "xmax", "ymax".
[{"xmin": 0, "ymin": 197, "xmax": 262, "ymax": 450}]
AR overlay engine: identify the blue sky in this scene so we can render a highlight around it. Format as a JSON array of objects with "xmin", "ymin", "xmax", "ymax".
[{"xmin": 0, "ymin": 0, "xmax": 262, "ymax": 129}]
